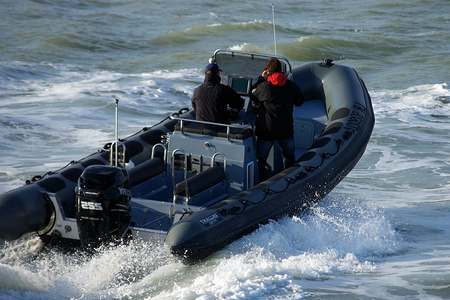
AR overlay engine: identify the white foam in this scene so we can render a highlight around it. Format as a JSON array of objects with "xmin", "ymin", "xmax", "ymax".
[
  {"xmin": 36, "ymin": 71, "xmax": 121, "ymax": 101},
  {"xmin": 228, "ymin": 43, "xmax": 263, "ymax": 53},
  {"xmin": 205, "ymin": 19, "xmax": 271, "ymax": 29},
  {"xmin": 296, "ymin": 36, "xmax": 311, "ymax": 43},
  {"xmin": 0, "ymin": 64, "xmax": 203, "ymax": 194},
  {"xmin": 140, "ymin": 68, "xmax": 200, "ymax": 80},
  {"xmin": 356, "ymin": 143, "xmax": 439, "ymax": 177},
  {"xmin": 0, "ymin": 240, "xmax": 174, "ymax": 299},
  {"xmin": 1, "ymin": 69, "xmax": 122, "ymax": 106},
  {"xmin": 371, "ymin": 83, "xmax": 450, "ymax": 118},
  {"xmin": 0, "ymin": 166, "xmax": 24, "ymax": 193},
  {"xmin": 0, "ymin": 197, "xmax": 397, "ymax": 300},
  {"xmin": 71, "ymin": 128, "xmax": 111, "ymax": 150},
  {"xmin": 208, "ymin": 12, "xmax": 218, "ymax": 19},
  {"xmin": 206, "ymin": 23, "xmax": 222, "ymax": 28},
  {"xmin": 0, "ymin": 236, "xmax": 44, "ymax": 265},
  {"xmin": 1, "ymin": 64, "xmax": 200, "ymax": 108},
  {"xmin": 152, "ymin": 197, "xmax": 398, "ymax": 299},
  {"xmin": 351, "ymin": 82, "xmax": 450, "ymax": 206},
  {"xmin": 0, "ymin": 263, "xmax": 51, "ymax": 293}
]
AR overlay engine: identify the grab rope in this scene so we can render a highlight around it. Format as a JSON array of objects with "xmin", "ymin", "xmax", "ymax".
[
  {"xmin": 25, "ymin": 160, "xmax": 76, "ymax": 184},
  {"xmin": 229, "ymin": 134, "xmax": 347, "ymax": 216}
]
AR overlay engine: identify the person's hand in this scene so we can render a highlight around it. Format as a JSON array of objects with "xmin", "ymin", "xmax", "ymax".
[{"xmin": 261, "ymin": 69, "xmax": 269, "ymax": 78}]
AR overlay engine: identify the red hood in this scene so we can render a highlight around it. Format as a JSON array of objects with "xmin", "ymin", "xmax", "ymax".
[{"xmin": 267, "ymin": 72, "xmax": 287, "ymax": 86}]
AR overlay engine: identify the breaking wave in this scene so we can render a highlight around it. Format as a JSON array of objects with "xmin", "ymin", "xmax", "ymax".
[{"xmin": 371, "ymin": 83, "xmax": 450, "ymax": 120}]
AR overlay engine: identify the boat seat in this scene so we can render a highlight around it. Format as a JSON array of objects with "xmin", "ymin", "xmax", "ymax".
[
  {"xmin": 174, "ymin": 122, "xmax": 253, "ymax": 140},
  {"xmin": 293, "ymin": 100, "xmax": 327, "ymax": 156},
  {"xmin": 129, "ymin": 158, "xmax": 164, "ymax": 187},
  {"xmin": 175, "ymin": 166, "xmax": 226, "ymax": 197}
]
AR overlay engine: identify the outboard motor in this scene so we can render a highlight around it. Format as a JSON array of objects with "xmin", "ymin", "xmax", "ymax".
[{"xmin": 75, "ymin": 165, "xmax": 131, "ymax": 248}]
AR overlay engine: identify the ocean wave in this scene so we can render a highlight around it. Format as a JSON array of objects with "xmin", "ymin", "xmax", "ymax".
[
  {"xmin": 151, "ymin": 20, "xmax": 303, "ymax": 46},
  {"xmin": 45, "ymin": 35, "xmax": 105, "ymax": 52},
  {"xmin": 370, "ymin": 82, "xmax": 450, "ymax": 134},
  {"xmin": 372, "ymin": 83, "xmax": 450, "ymax": 118},
  {"xmin": 342, "ymin": 83, "xmax": 450, "ymax": 201},
  {"xmin": 279, "ymin": 35, "xmax": 404, "ymax": 61},
  {"xmin": 44, "ymin": 33, "xmax": 144, "ymax": 52},
  {"xmin": 0, "ymin": 63, "xmax": 200, "ymax": 192},
  {"xmin": 0, "ymin": 65, "xmax": 199, "ymax": 185},
  {"xmin": 0, "ymin": 63, "xmax": 199, "ymax": 108}
]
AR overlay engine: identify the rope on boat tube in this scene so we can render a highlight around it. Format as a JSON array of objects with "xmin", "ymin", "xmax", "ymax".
[
  {"xmin": 228, "ymin": 117, "xmax": 359, "ymax": 216},
  {"xmin": 26, "ymin": 160, "xmax": 77, "ymax": 184}
]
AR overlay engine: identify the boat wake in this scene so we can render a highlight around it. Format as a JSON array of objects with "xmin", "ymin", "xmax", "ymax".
[
  {"xmin": 154, "ymin": 196, "xmax": 398, "ymax": 300},
  {"xmin": 0, "ymin": 195, "xmax": 399, "ymax": 300}
]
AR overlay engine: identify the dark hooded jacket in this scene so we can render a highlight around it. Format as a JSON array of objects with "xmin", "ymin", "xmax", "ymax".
[
  {"xmin": 192, "ymin": 73, "xmax": 244, "ymax": 124},
  {"xmin": 253, "ymin": 72, "xmax": 304, "ymax": 140}
]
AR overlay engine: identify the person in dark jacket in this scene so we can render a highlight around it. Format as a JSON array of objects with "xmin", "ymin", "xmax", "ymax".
[
  {"xmin": 192, "ymin": 63, "xmax": 244, "ymax": 124},
  {"xmin": 252, "ymin": 57, "xmax": 304, "ymax": 179}
]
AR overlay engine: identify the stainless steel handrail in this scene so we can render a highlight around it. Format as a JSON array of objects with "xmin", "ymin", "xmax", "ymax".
[
  {"xmin": 211, "ymin": 152, "xmax": 227, "ymax": 173},
  {"xmin": 171, "ymin": 148, "xmax": 187, "ymax": 184},
  {"xmin": 169, "ymin": 116, "xmax": 251, "ymax": 141},
  {"xmin": 169, "ymin": 116, "xmax": 249, "ymax": 129},
  {"xmin": 110, "ymin": 141, "xmax": 126, "ymax": 168},
  {"xmin": 170, "ymin": 148, "xmax": 191, "ymax": 216}
]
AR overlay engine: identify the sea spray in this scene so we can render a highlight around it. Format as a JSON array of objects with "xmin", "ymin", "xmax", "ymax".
[
  {"xmin": 152, "ymin": 195, "xmax": 398, "ymax": 299},
  {"xmin": 0, "ymin": 195, "xmax": 398, "ymax": 299}
]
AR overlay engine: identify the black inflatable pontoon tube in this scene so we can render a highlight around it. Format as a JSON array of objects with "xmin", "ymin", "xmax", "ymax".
[{"xmin": 0, "ymin": 186, "xmax": 51, "ymax": 240}]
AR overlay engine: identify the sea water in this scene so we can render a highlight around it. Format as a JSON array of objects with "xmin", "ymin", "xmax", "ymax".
[{"xmin": 0, "ymin": 0, "xmax": 449, "ymax": 299}]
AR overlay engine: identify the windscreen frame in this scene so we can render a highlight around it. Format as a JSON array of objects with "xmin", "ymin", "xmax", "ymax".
[{"xmin": 212, "ymin": 49, "xmax": 292, "ymax": 79}]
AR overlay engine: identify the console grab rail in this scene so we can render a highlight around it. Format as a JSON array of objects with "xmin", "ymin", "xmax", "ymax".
[
  {"xmin": 169, "ymin": 116, "xmax": 251, "ymax": 142},
  {"xmin": 211, "ymin": 152, "xmax": 227, "ymax": 173},
  {"xmin": 171, "ymin": 149, "xmax": 190, "ymax": 216}
]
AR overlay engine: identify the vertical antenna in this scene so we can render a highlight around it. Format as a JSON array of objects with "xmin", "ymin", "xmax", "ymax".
[
  {"xmin": 272, "ymin": 3, "xmax": 277, "ymax": 56},
  {"xmin": 114, "ymin": 98, "xmax": 119, "ymax": 167}
]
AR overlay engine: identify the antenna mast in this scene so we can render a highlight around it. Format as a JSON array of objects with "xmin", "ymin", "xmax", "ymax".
[{"xmin": 272, "ymin": 3, "xmax": 277, "ymax": 56}]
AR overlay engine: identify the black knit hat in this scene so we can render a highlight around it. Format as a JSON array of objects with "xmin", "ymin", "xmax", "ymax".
[{"xmin": 205, "ymin": 63, "xmax": 221, "ymax": 74}]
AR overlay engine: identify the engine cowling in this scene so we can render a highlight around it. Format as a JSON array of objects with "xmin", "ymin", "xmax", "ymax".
[{"xmin": 76, "ymin": 165, "xmax": 131, "ymax": 248}]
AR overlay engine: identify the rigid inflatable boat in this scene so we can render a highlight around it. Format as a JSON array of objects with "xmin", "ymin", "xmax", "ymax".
[{"xmin": 0, "ymin": 50, "xmax": 374, "ymax": 260}]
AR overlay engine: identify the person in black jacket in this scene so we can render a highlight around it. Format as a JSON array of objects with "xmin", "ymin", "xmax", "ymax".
[
  {"xmin": 252, "ymin": 57, "xmax": 304, "ymax": 179},
  {"xmin": 192, "ymin": 63, "xmax": 244, "ymax": 124}
]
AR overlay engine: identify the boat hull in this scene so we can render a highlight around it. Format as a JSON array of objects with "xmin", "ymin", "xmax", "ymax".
[{"xmin": 166, "ymin": 62, "xmax": 375, "ymax": 260}]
